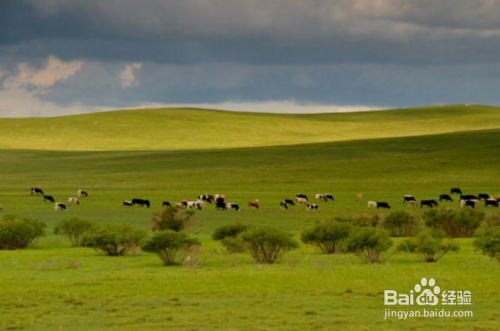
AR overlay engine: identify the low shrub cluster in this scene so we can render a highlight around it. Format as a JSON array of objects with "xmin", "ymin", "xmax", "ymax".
[
  {"xmin": 149, "ymin": 207, "xmax": 195, "ymax": 232},
  {"xmin": 474, "ymin": 227, "xmax": 500, "ymax": 264},
  {"xmin": 141, "ymin": 230, "xmax": 201, "ymax": 265},
  {"xmin": 301, "ymin": 220, "xmax": 352, "ymax": 254},
  {"xmin": 344, "ymin": 227, "xmax": 393, "ymax": 264},
  {"xmin": 423, "ymin": 208, "xmax": 484, "ymax": 237},
  {"xmin": 211, "ymin": 223, "xmax": 249, "ymax": 253},
  {"xmin": 0, "ymin": 215, "xmax": 46, "ymax": 250},
  {"xmin": 300, "ymin": 220, "xmax": 393, "ymax": 263},
  {"xmin": 54, "ymin": 216, "xmax": 96, "ymax": 247},
  {"xmin": 212, "ymin": 223, "xmax": 298, "ymax": 263},
  {"xmin": 82, "ymin": 224, "xmax": 147, "ymax": 256},
  {"xmin": 398, "ymin": 229, "xmax": 460, "ymax": 262},
  {"xmin": 10, "ymin": 206, "xmax": 500, "ymax": 267},
  {"xmin": 383, "ymin": 211, "xmax": 421, "ymax": 237}
]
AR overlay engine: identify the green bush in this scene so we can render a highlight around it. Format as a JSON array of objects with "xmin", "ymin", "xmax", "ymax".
[
  {"xmin": 239, "ymin": 226, "xmax": 298, "ymax": 264},
  {"xmin": 334, "ymin": 215, "xmax": 380, "ymax": 228},
  {"xmin": 212, "ymin": 223, "xmax": 250, "ymax": 253},
  {"xmin": 473, "ymin": 227, "xmax": 500, "ymax": 264},
  {"xmin": 212, "ymin": 223, "xmax": 250, "ymax": 241},
  {"xmin": 383, "ymin": 211, "xmax": 421, "ymax": 236},
  {"xmin": 344, "ymin": 227, "xmax": 393, "ymax": 263},
  {"xmin": 482, "ymin": 214, "xmax": 500, "ymax": 229},
  {"xmin": 82, "ymin": 224, "xmax": 147, "ymax": 256},
  {"xmin": 301, "ymin": 220, "xmax": 352, "ymax": 254},
  {"xmin": 0, "ymin": 214, "xmax": 46, "ymax": 250},
  {"xmin": 141, "ymin": 230, "xmax": 201, "ymax": 265},
  {"xmin": 423, "ymin": 208, "xmax": 484, "ymax": 237},
  {"xmin": 54, "ymin": 216, "xmax": 96, "ymax": 247},
  {"xmin": 398, "ymin": 229, "xmax": 460, "ymax": 262},
  {"xmin": 149, "ymin": 207, "xmax": 195, "ymax": 232}
]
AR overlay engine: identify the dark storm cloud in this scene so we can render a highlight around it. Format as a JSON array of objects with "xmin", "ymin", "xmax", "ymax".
[
  {"xmin": 3, "ymin": 0, "xmax": 500, "ymax": 65},
  {"xmin": 2, "ymin": 0, "xmax": 500, "ymax": 116}
]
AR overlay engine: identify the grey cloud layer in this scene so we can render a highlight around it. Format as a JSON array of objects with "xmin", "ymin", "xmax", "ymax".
[
  {"xmin": 3, "ymin": 0, "xmax": 500, "ymax": 65},
  {"xmin": 2, "ymin": 0, "xmax": 500, "ymax": 116}
]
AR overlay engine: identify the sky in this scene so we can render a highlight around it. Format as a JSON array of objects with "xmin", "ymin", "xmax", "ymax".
[{"xmin": 1, "ymin": 0, "xmax": 500, "ymax": 117}]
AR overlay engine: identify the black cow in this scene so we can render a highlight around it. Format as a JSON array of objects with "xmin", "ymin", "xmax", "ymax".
[
  {"xmin": 450, "ymin": 188, "xmax": 462, "ymax": 194},
  {"xmin": 284, "ymin": 199, "xmax": 295, "ymax": 206},
  {"xmin": 478, "ymin": 193, "xmax": 490, "ymax": 200},
  {"xmin": 131, "ymin": 198, "xmax": 150, "ymax": 208},
  {"xmin": 43, "ymin": 195, "xmax": 55, "ymax": 203},
  {"xmin": 280, "ymin": 201, "xmax": 288, "ymax": 210},
  {"xmin": 403, "ymin": 195, "xmax": 416, "ymax": 203},
  {"xmin": 296, "ymin": 194, "xmax": 308, "ymax": 200},
  {"xmin": 324, "ymin": 194, "xmax": 334, "ymax": 201},
  {"xmin": 307, "ymin": 204, "xmax": 319, "ymax": 210},
  {"xmin": 439, "ymin": 194, "xmax": 453, "ymax": 202},
  {"xmin": 485, "ymin": 199, "xmax": 499, "ymax": 207},
  {"xmin": 421, "ymin": 200, "xmax": 438, "ymax": 208},
  {"xmin": 162, "ymin": 201, "xmax": 171, "ymax": 207},
  {"xmin": 55, "ymin": 203, "xmax": 66, "ymax": 211},
  {"xmin": 216, "ymin": 197, "xmax": 225, "ymax": 204},
  {"xmin": 460, "ymin": 195, "xmax": 478, "ymax": 201},
  {"xmin": 31, "ymin": 188, "xmax": 44, "ymax": 196},
  {"xmin": 376, "ymin": 202, "xmax": 391, "ymax": 209},
  {"xmin": 215, "ymin": 201, "xmax": 227, "ymax": 210},
  {"xmin": 228, "ymin": 203, "xmax": 240, "ymax": 211},
  {"xmin": 465, "ymin": 200, "xmax": 476, "ymax": 208}
]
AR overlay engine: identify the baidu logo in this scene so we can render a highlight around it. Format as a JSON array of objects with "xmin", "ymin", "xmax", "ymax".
[
  {"xmin": 384, "ymin": 278, "xmax": 471, "ymax": 306},
  {"xmin": 415, "ymin": 277, "xmax": 440, "ymax": 305}
]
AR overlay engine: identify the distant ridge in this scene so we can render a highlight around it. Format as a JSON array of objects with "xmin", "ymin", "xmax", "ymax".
[{"xmin": 0, "ymin": 105, "xmax": 499, "ymax": 151}]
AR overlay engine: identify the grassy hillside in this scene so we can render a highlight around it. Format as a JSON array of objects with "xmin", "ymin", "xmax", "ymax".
[
  {"xmin": 1, "ymin": 128, "xmax": 499, "ymax": 234},
  {"xmin": 0, "ymin": 105, "xmax": 499, "ymax": 151}
]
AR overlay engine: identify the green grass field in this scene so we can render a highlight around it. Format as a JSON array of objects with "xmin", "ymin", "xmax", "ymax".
[{"xmin": 1, "ymin": 105, "xmax": 500, "ymax": 330}]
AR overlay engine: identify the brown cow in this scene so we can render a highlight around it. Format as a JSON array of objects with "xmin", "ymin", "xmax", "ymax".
[{"xmin": 248, "ymin": 199, "xmax": 260, "ymax": 209}]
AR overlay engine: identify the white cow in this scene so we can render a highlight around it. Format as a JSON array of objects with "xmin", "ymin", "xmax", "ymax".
[
  {"xmin": 186, "ymin": 201, "xmax": 202, "ymax": 210},
  {"xmin": 77, "ymin": 190, "xmax": 88, "ymax": 197},
  {"xmin": 68, "ymin": 197, "xmax": 80, "ymax": 205},
  {"xmin": 367, "ymin": 201, "xmax": 377, "ymax": 208},
  {"xmin": 295, "ymin": 197, "xmax": 309, "ymax": 205}
]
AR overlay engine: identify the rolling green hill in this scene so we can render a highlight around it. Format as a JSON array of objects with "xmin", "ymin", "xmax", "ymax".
[
  {"xmin": 1, "ymin": 105, "xmax": 500, "ymax": 331},
  {"xmin": 0, "ymin": 105, "xmax": 499, "ymax": 151}
]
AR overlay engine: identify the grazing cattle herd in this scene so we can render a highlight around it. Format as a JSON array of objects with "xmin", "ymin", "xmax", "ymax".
[{"xmin": 0, "ymin": 187, "xmax": 498, "ymax": 214}]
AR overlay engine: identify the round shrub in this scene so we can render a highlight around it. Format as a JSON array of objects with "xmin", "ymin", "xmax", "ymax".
[
  {"xmin": 301, "ymin": 220, "xmax": 352, "ymax": 254},
  {"xmin": 344, "ymin": 227, "xmax": 393, "ymax": 264},
  {"xmin": 398, "ymin": 229, "xmax": 460, "ymax": 262},
  {"xmin": 0, "ymin": 214, "xmax": 46, "ymax": 250},
  {"xmin": 423, "ymin": 208, "xmax": 484, "ymax": 237},
  {"xmin": 383, "ymin": 211, "xmax": 421, "ymax": 236},
  {"xmin": 141, "ymin": 230, "xmax": 201, "ymax": 265},
  {"xmin": 239, "ymin": 225, "xmax": 298, "ymax": 264},
  {"xmin": 82, "ymin": 224, "xmax": 147, "ymax": 256},
  {"xmin": 54, "ymin": 216, "xmax": 96, "ymax": 247},
  {"xmin": 212, "ymin": 223, "xmax": 250, "ymax": 253},
  {"xmin": 149, "ymin": 207, "xmax": 195, "ymax": 232},
  {"xmin": 473, "ymin": 227, "xmax": 500, "ymax": 264},
  {"xmin": 212, "ymin": 223, "xmax": 250, "ymax": 241}
]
